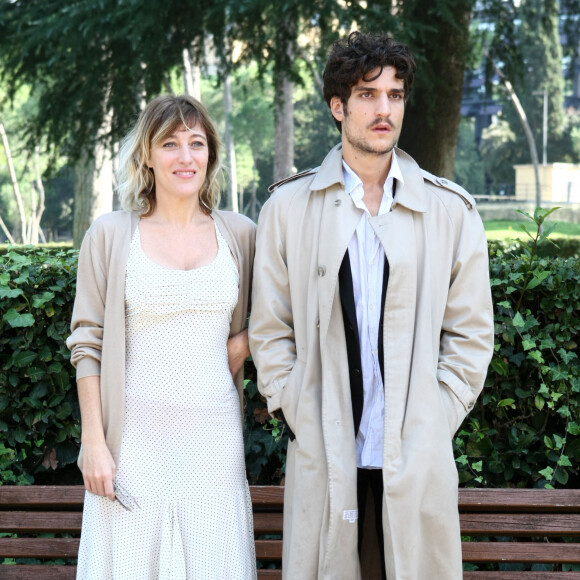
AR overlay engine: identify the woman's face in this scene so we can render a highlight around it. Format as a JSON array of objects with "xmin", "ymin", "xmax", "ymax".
[{"xmin": 147, "ymin": 123, "xmax": 209, "ymax": 204}]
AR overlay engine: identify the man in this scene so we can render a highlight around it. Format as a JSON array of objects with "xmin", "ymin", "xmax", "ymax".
[{"xmin": 249, "ymin": 31, "xmax": 494, "ymax": 579}]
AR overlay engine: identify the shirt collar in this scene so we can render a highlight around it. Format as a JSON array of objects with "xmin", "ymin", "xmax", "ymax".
[{"xmin": 342, "ymin": 149, "xmax": 405, "ymax": 205}]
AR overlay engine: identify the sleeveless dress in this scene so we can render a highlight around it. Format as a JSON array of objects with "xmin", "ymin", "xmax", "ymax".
[{"xmin": 76, "ymin": 221, "xmax": 257, "ymax": 579}]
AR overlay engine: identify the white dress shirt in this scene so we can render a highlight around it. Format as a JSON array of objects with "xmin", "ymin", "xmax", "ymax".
[{"xmin": 342, "ymin": 152, "xmax": 404, "ymax": 469}]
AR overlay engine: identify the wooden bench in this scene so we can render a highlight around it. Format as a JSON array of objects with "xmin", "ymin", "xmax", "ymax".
[
  {"xmin": 1, "ymin": 486, "xmax": 579, "ymax": 578},
  {"xmin": 460, "ymin": 488, "xmax": 580, "ymax": 578}
]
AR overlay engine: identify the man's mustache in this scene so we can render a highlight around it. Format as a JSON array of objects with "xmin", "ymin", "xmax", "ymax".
[{"xmin": 369, "ymin": 118, "xmax": 395, "ymax": 129}]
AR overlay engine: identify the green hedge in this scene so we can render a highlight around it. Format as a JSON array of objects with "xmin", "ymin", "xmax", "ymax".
[
  {"xmin": 457, "ymin": 248, "xmax": 579, "ymax": 488},
  {"xmin": 1, "ymin": 213, "xmax": 578, "ymax": 488},
  {"xmin": 0, "ymin": 248, "xmax": 79, "ymax": 485},
  {"xmin": 488, "ymin": 237, "xmax": 580, "ymax": 259},
  {"xmin": 455, "ymin": 210, "xmax": 579, "ymax": 489}
]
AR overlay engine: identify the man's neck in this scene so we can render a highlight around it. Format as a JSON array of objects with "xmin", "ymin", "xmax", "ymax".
[{"xmin": 342, "ymin": 146, "xmax": 394, "ymax": 217}]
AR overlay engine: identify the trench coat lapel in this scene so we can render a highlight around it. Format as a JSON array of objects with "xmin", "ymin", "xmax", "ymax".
[
  {"xmin": 370, "ymin": 173, "xmax": 428, "ymax": 462},
  {"xmin": 317, "ymin": 185, "xmax": 362, "ymax": 349}
]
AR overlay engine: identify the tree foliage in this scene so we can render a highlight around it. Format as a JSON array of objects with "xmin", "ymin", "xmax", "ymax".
[
  {"xmin": 0, "ymin": 86, "xmax": 68, "ymax": 243},
  {"xmin": 454, "ymin": 117, "xmax": 486, "ymax": 195},
  {"xmin": 0, "ymin": 0, "xmax": 220, "ymax": 155},
  {"xmin": 1, "ymin": 0, "xmax": 496, "ymax": 184},
  {"xmin": 0, "ymin": 0, "xmax": 578, "ymax": 236},
  {"xmin": 478, "ymin": 0, "xmax": 579, "ymax": 177},
  {"xmin": 479, "ymin": 119, "xmax": 517, "ymax": 192}
]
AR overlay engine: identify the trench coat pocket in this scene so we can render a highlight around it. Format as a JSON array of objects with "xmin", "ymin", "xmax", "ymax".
[
  {"xmin": 280, "ymin": 358, "xmax": 306, "ymax": 439},
  {"xmin": 438, "ymin": 381, "xmax": 464, "ymax": 437}
]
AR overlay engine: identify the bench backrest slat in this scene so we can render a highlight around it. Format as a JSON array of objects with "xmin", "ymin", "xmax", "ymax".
[
  {"xmin": 463, "ymin": 573, "xmax": 580, "ymax": 579},
  {"xmin": 252, "ymin": 512, "xmax": 283, "ymax": 534},
  {"xmin": 0, "ymin": 512, "xmax": 82, "ymax": 533},
  {"xmin": 462, "ymin": 542, "xmax": 580, "ymax": 564},
  {"xmin": 0, "ymin": 538, "xmax": 80, "ymax": 559},
  {"xmin": 460, "ymin": 513, "xmax": 580, "ymax": 535},
  {"xmin": 0, "ymin": 486, "xmax": 84, "ymax": 509},
  {"xmin": 0, "ymin": 566, "xmax": 77, "ymax": 579},
  {"xmin": 249, "ymin": 486, "xmax": 284, "ymax": 507},
  {"xmin": 459, "ymin": 489, "xmax": 580, "ymax": 512},
  {"xmin": 255, "ymin": 540, "xmax": 283, "ymax": 561}
]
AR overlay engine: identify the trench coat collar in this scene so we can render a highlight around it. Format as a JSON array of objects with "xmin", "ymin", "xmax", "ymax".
[{"xmin": 311, "ymin": 144, "xmax": 429, "ymax": 214}]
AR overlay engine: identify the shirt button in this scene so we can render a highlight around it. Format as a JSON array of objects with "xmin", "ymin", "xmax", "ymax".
[
  {"xmin": 318, "ymin": 266, "xmax": 326, "ymax": 277},
  {"xmin": 353, "ymin": 369, "xmax": 361, "ymax": 377}
]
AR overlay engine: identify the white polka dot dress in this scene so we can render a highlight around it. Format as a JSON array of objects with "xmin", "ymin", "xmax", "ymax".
[{"xmin": 76, "ymin": 221, "xmax": 257, "ymax": 579}]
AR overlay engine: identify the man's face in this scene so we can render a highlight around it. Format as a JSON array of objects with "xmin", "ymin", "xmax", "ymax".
[{"xmin": 330, "ymin": 66, "xmax": 405, "ymax": 159}]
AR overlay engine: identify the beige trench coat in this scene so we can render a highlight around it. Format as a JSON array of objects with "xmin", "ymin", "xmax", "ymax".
[{"xmin": 249, "ymin": 145, "xmax": 494, "ymax": 579}]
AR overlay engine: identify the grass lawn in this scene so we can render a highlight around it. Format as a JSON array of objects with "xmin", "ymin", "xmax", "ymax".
[
  {"xmin": 484, "ymin": 220, "xmax": 580, "ymax": 240},
  {"xmin": 0, "ymin": 241, "xmax": 73, "ymax": 251}
]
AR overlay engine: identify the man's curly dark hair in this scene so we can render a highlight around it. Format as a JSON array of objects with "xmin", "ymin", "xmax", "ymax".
[{"xmin": 322, "ymin": 31, "xmax": 417, "ymax": 132}]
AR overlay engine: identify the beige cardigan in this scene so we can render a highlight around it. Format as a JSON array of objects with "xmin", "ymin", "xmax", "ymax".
[{"xmin": 67, "ymin": 209, "xmax": 256, "ymax": 469}]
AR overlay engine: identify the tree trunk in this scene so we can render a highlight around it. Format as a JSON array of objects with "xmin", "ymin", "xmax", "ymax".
[
  {"xmin": 299, "ymin": 45, "xmax": 323, "ymax": 96},
  {"xmin": 182, "ymin": 47, "xmax": 201, "ymax": 100},
  {"xmin": 397, "ymin": 0, "xmax": 472, "ymax": 179},
  {"xmin": 0, "ymin": 118, "xmax": 28, "ymax": 242},
  {"xmin": 73, "ymin": 115, "xmax": 114, "ymax": 247},
  {"xmin": 28, "ymin": 146, "xmax": 46, "ymax": 245},
  {"xmin": 28, "ymin": 185, "xmax": 36, "ymax": 244},
  {"xmin": 247, "ymin": 149, "xmax": 261, "ymax": 223},
  {"xmin": 273, "ymin": 21, "xmax": 295, "ymax": 183},
  {"xmin": 273, "ymin": 68, "xmax": 294, "ymax": 182},
  {"xmin": 491, "ymin": 60, "xmax": 542, "ymax": 208},
  {"xmin": 223, "ymin": 73, "xmax": 238, "ymax": 212},
  {"xmin": 0, "ymin": 214, "xmax": 15, "ymax": 244}
]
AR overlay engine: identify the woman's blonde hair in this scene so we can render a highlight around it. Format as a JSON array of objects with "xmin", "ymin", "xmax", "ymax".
[{"xmin": 117, "ymin": 94, "xmax": 222, "ymax": 215}]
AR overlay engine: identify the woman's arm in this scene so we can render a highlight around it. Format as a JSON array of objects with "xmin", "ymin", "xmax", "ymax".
[
  {"xmin": 227, "ymin": 328, "xmax": 250, "ymax": 378},
  {"xmin": 77, "ymin": 375, "xmax": 116, "ymax": 500}
]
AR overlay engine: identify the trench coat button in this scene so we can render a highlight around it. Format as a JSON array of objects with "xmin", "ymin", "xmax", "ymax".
[
  {"xmin": 334, "ymin": 199, "xmax": 342, "ymax": 206},
  {"xmin": 468, "ymin": 401, "xmax": 475, "ymax": 410},
  {"xmin": 437, "ymin": 177, "xmax": 448, "ymax": 186},
  {"xmin": 315, "ymin": 316, "xmax": 320, "ymax": 328},
  {"xmin": 318, "ymin": 266, "xmax": 326, "ymax": 277}
]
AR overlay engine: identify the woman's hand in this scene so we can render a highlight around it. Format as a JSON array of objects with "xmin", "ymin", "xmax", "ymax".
[
  {"xmin": 77, "ymin": 375, "xmax": 116, "ymax": 500},
  {"xmin": 81, "ymin": 440, "xmax": 117, "ymax": 500},
  {"xmin": 227, "ymin": 328, "xmax": 250, "ymax": 378}
]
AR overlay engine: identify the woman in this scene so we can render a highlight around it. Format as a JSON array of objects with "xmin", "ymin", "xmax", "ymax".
[{"xmin": 67, "ymin": 94, "xmax": 257, "ymax": 579}]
